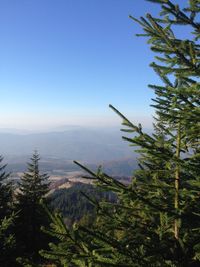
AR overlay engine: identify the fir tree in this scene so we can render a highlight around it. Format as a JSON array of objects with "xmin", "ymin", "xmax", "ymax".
[
  {"xmin": 0, "ymin": 156, "xmax": 13, "ymax": 219},
  {"xmin": 0, "ymin": 156, "xmax": 16, "ymax": 267},
  {"xmin": 15, "ymin": 151, "xmax": 50, "ymax": 264},
  {"xmin": 41, "ymin": 1, "xmax": 200, "ymax": 266},
  {"xmin": 0, "ymin": 215, "xmax": 16, "ymax": 267}
]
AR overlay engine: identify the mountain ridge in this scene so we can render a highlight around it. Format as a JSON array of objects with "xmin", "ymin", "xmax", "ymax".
[{"xmin": 0, "ymin": 127, "xmax": 137, "ymax": 163}]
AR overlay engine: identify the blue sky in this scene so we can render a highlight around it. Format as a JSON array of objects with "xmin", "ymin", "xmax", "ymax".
[{"xmin": 0, "ymin": 0, "xmax": 174, "ymax": 130}]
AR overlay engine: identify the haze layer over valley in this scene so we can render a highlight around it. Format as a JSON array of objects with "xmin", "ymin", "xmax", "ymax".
[{"xmin": 0, "ymin": 126, "xmax": 139, "ymax": 181}]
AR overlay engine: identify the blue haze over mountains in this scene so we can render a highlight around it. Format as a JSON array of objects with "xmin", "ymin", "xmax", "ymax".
[{"xmin": 0, "ymin": 126, "xmax": 138, "ymax": 163}]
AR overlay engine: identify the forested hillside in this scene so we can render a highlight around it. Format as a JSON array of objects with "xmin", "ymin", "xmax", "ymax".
[{"xmin": 50, "ymin": 183, "xmax": 117, "ymax": 226}]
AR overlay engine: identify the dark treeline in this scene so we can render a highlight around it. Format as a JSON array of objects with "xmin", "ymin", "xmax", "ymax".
[
  {"xmin": 50, "ymin": 183, "xmax": 117, "ymax": 227},
  {"xmin": 0, "ymin": 152, "xmax": 52, "ymax": 266}
]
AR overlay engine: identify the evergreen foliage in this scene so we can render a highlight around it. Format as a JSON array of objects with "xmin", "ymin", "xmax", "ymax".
[
  {"xmin": 41, "ymin": 1, "xmax": 200, "ymax": 266},
  {"xmin": 0, "ymin": 215, "xmax": 16, "ymax": 267},
  {"xmin": 50, "ymin": 183, "xmax": 117, "ymax": 226},
  {"xmin": 0, "ymin": 156, "xmax": 13, "ymax": 219},
  {"xmin": 15, "ymin": 151, "xmax": 51, "ymax": 264},
  {"xmin": 0, "ymin": 156, "xmax": 16, "ymax": 267}
]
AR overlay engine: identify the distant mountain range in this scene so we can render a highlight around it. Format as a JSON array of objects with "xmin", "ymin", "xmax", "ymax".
[{"xmin": 0, "ymin": 127, "xmax": 138, "ymax": 163}]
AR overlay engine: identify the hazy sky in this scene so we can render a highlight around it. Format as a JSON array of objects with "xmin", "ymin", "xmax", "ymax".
[{"xmin": 0, "ymin": 0, "xmax": 182, "ymax": 130}]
